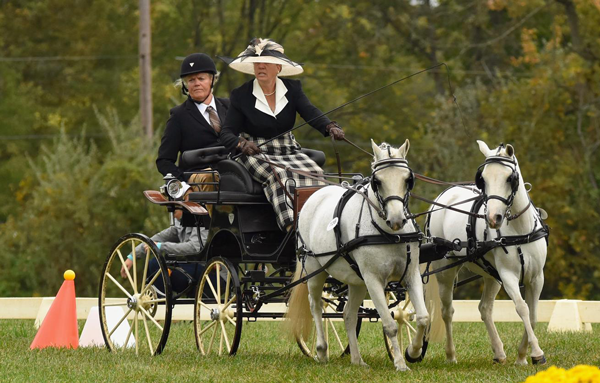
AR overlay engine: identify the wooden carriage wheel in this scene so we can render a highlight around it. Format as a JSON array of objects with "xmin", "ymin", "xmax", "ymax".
[
  {"xmin": 383, "ymin": 291, "xmax": 432, "ymax": 362},
  {"xmin": 194, "ymin": 257, "xmax": 243, "ymax": 356},
  {"xmin": 98, "ymin": 233, "xmax": 172, "ymax": 356},
  {"xmin": 296, "ymin": 290, "xmax": 362, "ymax": 359}
]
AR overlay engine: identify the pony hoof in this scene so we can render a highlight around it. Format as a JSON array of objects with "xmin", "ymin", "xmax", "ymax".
[
  {"xmin": 531, "ymin": 355, "xmax": 546, "ymax": 365},
  {"xmin": 493, "ymin": 358, "xmax": 507, "ymax": 364},
  {"xmin": 405, "ymin": 340, "xmax": 428, "ymax": 364},
  {"xmin": 404, "ymin": 347, "xmax": 423, "ymax": 364},
  {"xmin": 396, "ymin": 365, "xmax": 410, "ymax": 372}
]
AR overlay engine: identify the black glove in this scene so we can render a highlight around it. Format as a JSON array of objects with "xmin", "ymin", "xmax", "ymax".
[
  {"xmin": 238, "ymin": 138, "xmax": 261, "ymax": 156},
  {"xmin": 326, "ymin": 121, "xmax": 345, "ymax": 140}
]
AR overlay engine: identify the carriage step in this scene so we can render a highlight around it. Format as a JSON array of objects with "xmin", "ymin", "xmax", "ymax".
[{"xmin": 246, "ymin": 270, "xmax": 266, "ymax": 282}]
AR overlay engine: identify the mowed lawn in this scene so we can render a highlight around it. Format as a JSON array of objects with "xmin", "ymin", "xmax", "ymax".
[{"xmin": 1, "ymin": 319, "xmax": 598, "ymax": 382}]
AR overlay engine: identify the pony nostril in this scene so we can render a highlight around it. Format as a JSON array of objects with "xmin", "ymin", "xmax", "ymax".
[{"xmin": 494, "ymin": 214, "xmax": 503, "ymax": 225}]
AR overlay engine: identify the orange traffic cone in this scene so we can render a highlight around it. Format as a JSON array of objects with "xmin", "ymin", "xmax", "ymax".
[{"xmin": 30, "ymin": 270, "xmax": 79, "ymax": 350}]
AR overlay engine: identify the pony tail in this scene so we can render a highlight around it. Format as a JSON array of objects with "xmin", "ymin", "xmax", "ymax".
[
  {"xmin": 283, "ymin": 259, "xmax": 312, "ymax": 341},
  {"xmin": 425, "ymin": 273, "xmax": 446, "ymax": 343}
]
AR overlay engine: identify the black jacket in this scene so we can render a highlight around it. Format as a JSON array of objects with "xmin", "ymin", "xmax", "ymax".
[
  {"xmin": 220, "ymin": 78, "xmax": 330, "ymax": 151},
  {"xmin": 156, "ymin": 96, "xmax": 229, "ymax": 180}
]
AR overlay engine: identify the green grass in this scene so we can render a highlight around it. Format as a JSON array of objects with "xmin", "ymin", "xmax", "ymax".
[{"xmin": 1, "ymin": 320, "xmax": 598, "ymax": 382}]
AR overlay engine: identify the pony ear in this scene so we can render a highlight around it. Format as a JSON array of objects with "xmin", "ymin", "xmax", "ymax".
[
  {"xmin": 506, "ymin": 144, "xmax": 515, "ymax": 157},
  {"xmin": 397, "ymin": 139, "xmax": 410, "ymax": 158},
  {"xmin": 477, "ymin": 140, "xmax": 493, "ymax": 157},
  {"xmin": 371, "ymin": 139, "xmax": 382, "ymax": 160}
]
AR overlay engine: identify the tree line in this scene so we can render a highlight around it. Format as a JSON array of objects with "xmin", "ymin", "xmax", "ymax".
[{"xmin": 0, "ymin": 0, "xmax": 598, "ymax": 298}]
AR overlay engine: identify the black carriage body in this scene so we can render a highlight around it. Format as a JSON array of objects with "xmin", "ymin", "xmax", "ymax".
[{"xmin": 182, "ymin": 148, "xmax": 325, "ymax": 266}]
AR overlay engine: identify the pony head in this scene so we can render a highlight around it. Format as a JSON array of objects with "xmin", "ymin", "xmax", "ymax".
[
  {"xmin": 370, "ymin": 139, "xmax": 413, "ymax": 231},
  {"xmin": 476, "ymin": 140, "xmax": 521, "ymax": 229}
]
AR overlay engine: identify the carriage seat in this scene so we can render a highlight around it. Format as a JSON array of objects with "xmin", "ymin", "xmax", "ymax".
[{"xmin": 185, "ymin": 147, "xmax": 326, "ymax": 204}]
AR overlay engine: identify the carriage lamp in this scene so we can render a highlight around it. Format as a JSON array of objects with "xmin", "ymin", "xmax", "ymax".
[{"xmin": 166, "ymin": 179, "xmax": 191, "ymax": 200}]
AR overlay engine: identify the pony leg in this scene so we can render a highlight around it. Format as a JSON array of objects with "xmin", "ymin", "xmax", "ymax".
[
  {"xmin": 517, "ymin": 273, "xmax": 545, "ymax": 365},
  {"xmin": 479, "ymin": 277, "xmax": 506, "ymax": 363},
  {"xmin": 307, "ymin": 270, "xmax": 329, "ymax": 363},
  {"xmin": 500, "ymin": 274, "xmax": 544, "ymax": 365},
  {"xmin": 404, "ymin": 259, "xmax": 429, "ymax": 362},
  {"xmin": 344, "ymin": 284, "xmax": 368, "ymax": 366},
  {"xmin": 363, "ymin": 274, "xmax": 408, "ymax": 371},
  {"xmin": 436, "ymin": 266, "xmax": 460, "ymax": 363}
]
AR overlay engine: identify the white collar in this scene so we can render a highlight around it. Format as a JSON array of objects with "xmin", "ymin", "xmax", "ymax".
[
  {"xmin": 195, "ymin": 94, "xmax": 217, "ymax": 115},
  {"xmin": 253, "ymin": 78, "xmax": 288, "ymax": 117}
]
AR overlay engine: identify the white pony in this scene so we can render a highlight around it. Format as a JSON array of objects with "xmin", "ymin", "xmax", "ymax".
[
  {"xmin": 427, "ymin": 140, "xmax": 548, "ymax": 365},
  {"xmin": 286, "ymin": 139, "xmax": 428, "ymax": 371}
]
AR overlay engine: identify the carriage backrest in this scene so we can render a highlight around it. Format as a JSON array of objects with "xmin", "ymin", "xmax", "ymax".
[
  {"xmin": 179, "ymin": 146, "xmax": 326, "ymax": 173},
  {"xmin": 179, "ymin": 146, "xmax": 230, "ymax": 172}
]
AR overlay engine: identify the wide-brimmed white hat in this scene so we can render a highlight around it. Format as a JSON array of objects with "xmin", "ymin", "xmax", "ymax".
[{"xmin": 221, "ymin": 38, "xmax": 303, "ymax": 76}]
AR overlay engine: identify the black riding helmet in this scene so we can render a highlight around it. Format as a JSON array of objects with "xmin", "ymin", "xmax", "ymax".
[{"xmin": 180, "ymin": 53, "xmax": 217, "ymax": 98}]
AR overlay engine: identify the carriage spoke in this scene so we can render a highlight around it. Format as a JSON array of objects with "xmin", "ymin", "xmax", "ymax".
[
  {"xmin": 107, "ymin": 273, "xmax": 133, "ymax": 299},
  {"xmin": 145, "ymin": 298, "xmax": 166, "ymax": 304},
  {"xmin": 140, "ymin": 306, "xmax": 163, "ymax": 331},
  {"xmin": 205, "ymin": 277, "xmax": 219, "ymax": 305},
  {"xmin": 134, "ymin": 311, "xmax": 139, "ymax": 356},
  {"xmin": 116, "ymin": 249, "xmax": 136, "ymax": 294},
  {"xmin": 108, "ymin": 307, "xmax": 133, "ymax": 337},
  {"xmin": 123, "ymin": 317, "xmax": 134, "ymax": 351},
  {"xmin": 222, "ymin": 295, "xmax": 236, "ymax": 311},
  {"xmin": 403, "ymin": 296, "xmax": 411, "ymax": 310},
  {"xmin": 216, "ymin": 264, "xmax": 221, "ymax": 303},
  {"xmin": 142, "ymin": 311, "xmax": 154, "ymax": 355},
  {"xmin": 140, "ymin": 269, "xmax": 163, "ymax": 296},
  {"xmin": 207, "ymin": 323, "xmax": 218, "ymax": 354},
  {"xmin": 103, "ymin": 302, "xmax": 128, "ymax": 307},
  {"xmin": 131, "ymin": 241, "xmax": 138, "ymax": 294},
  {"xmin": 224, "ymin": 271, "xmax": 231, "ymax": 307},
  {"xmin": 328, "ymin": 318, "xmax": 344, "ymax": 352},
  {"xmin": 219, "ymin": 325, "xmax": 224, "ymax": 356},
  {"xmin": 199, "ymin": 301, "xmax": 213, "ymax": 311},
  {"xmin": 198, "ymin": 321, "xmax": 217, "ymax": 337},
  {"xmin": 140, "ymin": 247, "xmax": 151, "ymax": 296},
  {"xmin": 227, "ymin": 316, "xmax": 236, "ymax": 327},
  {"xmin": 220, "ymin": 321, "xmax": 231, "ymax": 353},
  {"xmin": 398, "ymin": 326, "xmax": 405, "ymax": 351},
  {"xmin": 403, "ymin": 319, "xmax": 417, "ymax": 333}
]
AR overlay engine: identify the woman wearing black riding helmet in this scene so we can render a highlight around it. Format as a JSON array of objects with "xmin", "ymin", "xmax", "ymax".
[{"xmin": 156, "ymin": 53, "xmax": 230, "ymax": 183}]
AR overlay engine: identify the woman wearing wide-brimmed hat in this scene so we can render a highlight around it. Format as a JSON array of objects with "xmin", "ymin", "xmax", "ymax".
[{"xmin": 219, "ymin": 38, "xmax": 345, "ymax": 232}]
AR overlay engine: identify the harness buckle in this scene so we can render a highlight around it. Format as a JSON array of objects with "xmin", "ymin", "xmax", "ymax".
[{"xmin": 452, "ymin": 238, "xmax": 462, "ymax": 251}]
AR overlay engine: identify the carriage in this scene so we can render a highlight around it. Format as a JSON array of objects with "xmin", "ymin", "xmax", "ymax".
[
  {"xmin": 97, "ymin": 144, "xmax": 446, "ymax": 359},
  {"xmin": 97, "ymin": 140, "xmax": 548, "ymax": 368}
]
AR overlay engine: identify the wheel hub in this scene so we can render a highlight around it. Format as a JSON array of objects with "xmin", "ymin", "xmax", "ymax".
[
  {"xmin": 392, "ymin": 307, "xmax": 414, "ymax": 323},
  {"xmin": 210, "ymin": 308, "xmax": 220, "ymax": 321},
  {"xmin": 127, "ymin": 295, "xmax": 139, "ymax": 310}
]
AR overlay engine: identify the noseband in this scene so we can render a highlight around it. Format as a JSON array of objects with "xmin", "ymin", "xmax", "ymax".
[
  {"xmin": 370, "ymin": 158, "xmax": 414, "ymax": 217},
  {"xmin": 475, "ymin": 155, "xmax": 519, "ymax": 212}
]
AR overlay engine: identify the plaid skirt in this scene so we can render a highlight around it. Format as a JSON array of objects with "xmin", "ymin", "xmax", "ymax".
[{"xmin": 238, "ymin": 133, "xmax": 324, "ymax": 230}]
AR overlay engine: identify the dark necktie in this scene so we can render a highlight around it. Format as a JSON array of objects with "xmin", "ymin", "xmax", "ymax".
[{"xmin": 206, "ymin": 106, "xmax": 221, "ymax": 134}]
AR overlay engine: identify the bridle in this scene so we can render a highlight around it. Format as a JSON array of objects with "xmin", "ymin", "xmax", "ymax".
[
  {"xmin": 370, "ymin": 154, "xmax": 414, "ymax": 219},
  {"xmin": 475, "ymin": 155, "xmax": 520, "ymax": 219}
]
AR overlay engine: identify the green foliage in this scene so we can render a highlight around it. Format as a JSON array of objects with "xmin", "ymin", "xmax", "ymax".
[
  {"xmin": 0, "ymin": 111, "xmax": 168, "ymax": 297},
  {"xmin": 0, "ymin": 0, "xmax": 599, "ymax": 298}
]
